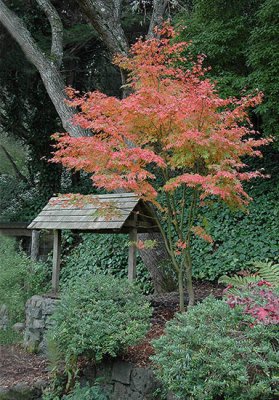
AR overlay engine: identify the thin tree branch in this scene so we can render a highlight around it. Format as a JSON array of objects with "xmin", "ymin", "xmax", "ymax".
[
  {"xmin": 36, "ymin": 0, "xmax": 64, "ymax": 68},
  {"xmin": 0, "ymin": 144, "xmax": 29, "ymax": 183}
]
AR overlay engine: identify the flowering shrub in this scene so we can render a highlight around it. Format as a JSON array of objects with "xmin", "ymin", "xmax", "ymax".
[{"xmin": 225, "ymin": 281, "xmax": 279, "ymax": 325}]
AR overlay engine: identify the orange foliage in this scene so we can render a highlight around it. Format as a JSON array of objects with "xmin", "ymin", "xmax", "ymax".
[{"xmin": 52, "ymin": 25, "xmax": 270, "ymax": 210}]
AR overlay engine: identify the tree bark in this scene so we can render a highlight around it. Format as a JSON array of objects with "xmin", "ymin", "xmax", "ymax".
[
  {"xmin": 31, "ymin": 230, "xmax": 40, "ymax": 262},
  {"xmin": 0, "ymin": 0, "xmax": 84, "ymax": 137},
  {"xmin": 76, "ymin": 0, "xmax": 129, "ymax": 56},
  {"xmin": 36, "ymin": 0, "xmax": 64, "ymax": 68},
  {"xmin": 147, "ymin": 0, "xmax": 169, "ymax": 38}
]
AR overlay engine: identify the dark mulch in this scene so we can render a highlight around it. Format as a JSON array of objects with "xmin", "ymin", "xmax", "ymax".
[
  {"xmin": 0, "ymin": 282, "xmax": 224, "ymax": 386},
  {"xmin": 0, "ymin": 344, "xmax": 49, "ymax": 389},
  {"xmin": 123, "ymin": 281, "xmax": 224, "ymax": 366}
]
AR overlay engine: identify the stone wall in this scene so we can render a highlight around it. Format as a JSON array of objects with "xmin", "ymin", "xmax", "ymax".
[
  {"xmin": 0, "ymin": 305, "xmax": 8, "ymax": 330},
  {"xmin": 24, "ymin": 295, "xmax": 60, "ymax": 353},
  {"xmin": 82, "ymin": 359, "xmax": 165, "ymax": 400}
]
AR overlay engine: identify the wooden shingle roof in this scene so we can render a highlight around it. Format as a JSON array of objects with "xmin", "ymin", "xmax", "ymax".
[{"xmin": 28, "ymin": 193, "xmax": 158, "ymax": 233}]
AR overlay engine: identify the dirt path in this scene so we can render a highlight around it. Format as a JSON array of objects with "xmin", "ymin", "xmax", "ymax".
[{"xmin": 0, "ymin": 345, "xmax": 49, "ymax": 389}]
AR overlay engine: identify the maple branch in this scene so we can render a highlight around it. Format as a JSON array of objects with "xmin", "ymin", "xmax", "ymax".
[
  {"xmin": 149, "ymin": 204, "xmax": 180, "ymax": 274},
  {"xmin": 180, "ymin": 184, "xmax": 186, "ymax": 233},
  {"xmin": 36, "ymin": 0, "xmax": 63, "ymax": 68}
]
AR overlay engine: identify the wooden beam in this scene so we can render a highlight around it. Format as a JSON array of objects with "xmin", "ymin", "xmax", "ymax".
[
  {"xmin": 52, "ymin": 229, "xmax": 61, "ymax": 294},
  {"xmin": 30, "ymin": 230, "xmax": 40, "ymax": 262},
  {"xmin": 128, "ymin": 227, "xmax": 137, "ymax": 281}
]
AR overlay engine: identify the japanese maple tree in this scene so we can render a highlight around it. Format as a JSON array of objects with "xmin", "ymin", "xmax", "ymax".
[{"xmin": 52, "ymin": 25, "xmax": 270, "ymax": 311}]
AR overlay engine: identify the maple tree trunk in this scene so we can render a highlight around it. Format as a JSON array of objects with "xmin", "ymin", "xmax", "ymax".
[
  {"xmin": 138, "ymin": 231, "xmax": 176, "ymax": 294},
  {"xmin": 178, "ymin": 268, "xmax": 185, "ymax": 312},
  {"xmin": 185, "ymin": 262, "xmax": 195, "ymax": 308}
]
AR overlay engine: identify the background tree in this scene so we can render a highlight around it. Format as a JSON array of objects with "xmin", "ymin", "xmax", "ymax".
[{"xmin": 0, "ymin": 0, "xmax": 180, "ymax": 293}]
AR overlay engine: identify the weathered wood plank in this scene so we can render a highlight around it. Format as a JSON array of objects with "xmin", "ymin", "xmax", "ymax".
[
  {"xmin": 52, "ymin": 229, "xmax": 61, "ymax": 294},
  {"xmin": 29, "ymin": 221, "xmax": 125, "ymax": 230},
  {"xmin": 33, "ymin": 213, "xmax": 130, "ymax": 222},
  {"xmin": 30, "ymin": 230, "xmax": 40, "ymax": 261},
  {"xmin": 37, "ymin": 209, "xmax": 132, "ymax": 217},
  {"xmin": 128, "ymin": 227, "xmax": 137, "ymax": 281},
  {"xmin": 43, "ymin": 200, "xmax": 138, "ymax": 211}
]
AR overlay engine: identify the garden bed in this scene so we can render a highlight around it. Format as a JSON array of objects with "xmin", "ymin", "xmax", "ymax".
[{"xmin": 0, "ymin": 282, "xmax": 224, "ymax": 390}]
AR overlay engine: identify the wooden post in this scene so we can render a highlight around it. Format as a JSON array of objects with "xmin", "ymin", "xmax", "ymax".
[
  {"xmin": 52, "ymin": 229, "xmax": 61, "ymax": 294},
  {"xmin": 128, "ymin": 227, "xmax": 137, "ymax": 281},
  {"xmin": 30, "ymin": 229, "xmax": 40, "ymax": 262}
]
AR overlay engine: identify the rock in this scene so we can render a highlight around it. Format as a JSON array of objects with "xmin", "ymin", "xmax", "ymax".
[
  {"xmin": 0, "ymin": 383, "xmax": 42, "ymax": 400},
  {"xmin": 111, "ymin": 382, "xmax": 128, "ymax": 400},
  {"xmin": 12, "ymin": 322, "xmax": 25, "ymax": 333},
  {"xmin": 24, "ymin": 295, "xmax": 59, "ymax": 353},
  {"xmin": 112, "ymin": 360, "xmax": 133, "ymax": 385},
  {"xmin": 0, "ymin": 304, "xmax": 9, "ymax": 330},
  {"xmin": 32, "ymin": 319, "xmax": 45, "ymax": 329},
  {"xmin": 131, "ymin": 367, "xmax": 157, "ymax": 394}
]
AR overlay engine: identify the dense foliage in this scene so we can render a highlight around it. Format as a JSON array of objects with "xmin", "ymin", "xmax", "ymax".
[
  {"xmin": 61, "ymin": 233, "xmax": 153, "ymax": 294},
  {"xmin": 47, "ymin": 275, "xmax": 151, "ymax": 371},
  {"xmin": 226, "ymin": 282, "xmax": 279, "ymax": 325},
  {"xmin": 190, "ymin": 178, "xmax": 279, "ymax": 280},
  {"xmin": 177, "ymin": 0, "xmax": 279, "ymax": 144},
  {"xmin": 152, "ymin": 296, "xmax": 279, "ymax": 400},
  {"xmin": 0, "ymin": 236, "xmax": 51, "ymax": 338}
]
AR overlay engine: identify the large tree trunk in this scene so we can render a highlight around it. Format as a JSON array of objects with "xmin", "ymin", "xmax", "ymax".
[
  {"xmin": 0, "ymin": 0, "xmax": 84, "ymax": 137},
  {"xmin": 76, "ymin": 0, "xmax": 129, "ymax": 55}
]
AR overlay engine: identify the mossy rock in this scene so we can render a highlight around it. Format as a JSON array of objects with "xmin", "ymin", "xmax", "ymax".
[{"xmin": 0, "ymin": 383, "xmax": 43, "ymax": 400}]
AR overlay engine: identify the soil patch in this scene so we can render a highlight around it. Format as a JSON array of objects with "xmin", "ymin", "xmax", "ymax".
[
  {"xmin": 0, "ymin": 344, "xmax": 49, "ymax": 389},
  {"xmin": 123, "ymin": 281, "xmax": 224, "ymax": 366}
]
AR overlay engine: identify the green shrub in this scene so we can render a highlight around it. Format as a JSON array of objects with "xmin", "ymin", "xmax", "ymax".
[
  {"xmin": 48, "ymin": 274, "xmax": 152, "ymax": 368},
  {"xmin": 62, "ymin": 385, "xmax": 108, "ymax": 400},
  {"xmin": 152, "ymin": 297, "xmax": 278, "ymax": 400},
  {"xmin": 0, "ymin": 236, "xmax": 51, "ymax": 327},
  {"xmin": 61, "ymin": 233, "xmax": 153, "ymax": 294},
  {"xmin": 42, "ymin": 384, "xmax": 108, "ymax": 400}
]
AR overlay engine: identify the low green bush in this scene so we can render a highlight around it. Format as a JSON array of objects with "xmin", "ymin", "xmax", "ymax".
[
  {"xmin": 42, "ymin": 384, "xmax": 108, "ymax": 400},
  {"xmin": 61, "ymin": 233, "xmax": 153, "ymax": 294},
  {"xmin": 0, "ymin": 236, "xmax": 51, "ymax": 328},
  {"xmin": 47, "ymin": 274, "xmax": 152, "ymax": 369},
  {"xmin": 152, "ymin": 296, "xmax": 278, "ymax": 400}
]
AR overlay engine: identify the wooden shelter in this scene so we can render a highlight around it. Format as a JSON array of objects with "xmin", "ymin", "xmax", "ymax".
[{"xmin": 28, "ymin": 193, "xmax": 158, "ymax": 294}]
